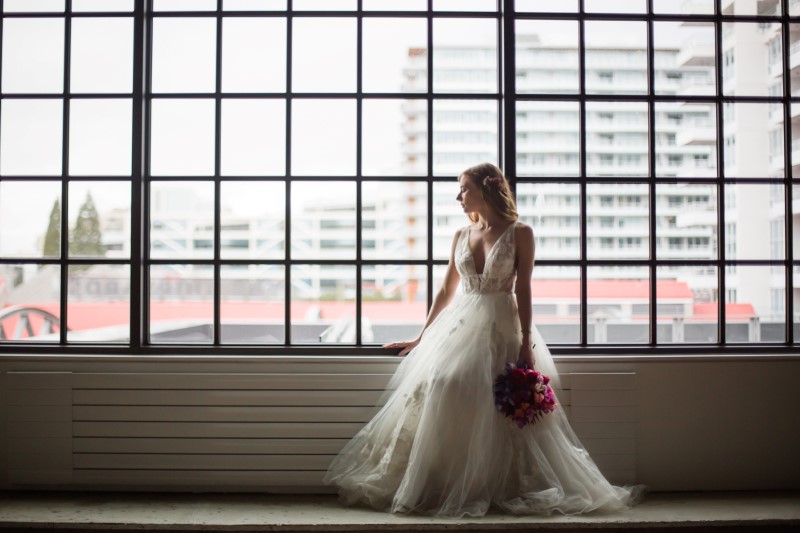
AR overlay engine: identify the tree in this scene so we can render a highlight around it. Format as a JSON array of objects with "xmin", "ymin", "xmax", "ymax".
[
  {"xmin": 70, "ymin": 192, "xmax": 105, "ymax": 259},
  {"xmin": 43, "ymin": 198, "xmax": 61, "ymax": 258}
]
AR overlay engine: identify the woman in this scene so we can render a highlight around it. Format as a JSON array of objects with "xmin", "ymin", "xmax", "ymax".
[{"xmin": 324, "ymin": 163, "xmax": 646, "ymax": 518}]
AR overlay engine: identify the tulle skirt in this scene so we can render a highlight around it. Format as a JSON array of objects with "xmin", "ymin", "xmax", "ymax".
[{"xmin": 323, "ymin": 292, "xmax": 646, "ymax": 518}]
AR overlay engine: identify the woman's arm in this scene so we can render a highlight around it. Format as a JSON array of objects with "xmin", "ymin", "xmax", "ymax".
[
  {"xmin": 383, "ymin": 228, "xmax": 463, "ymax": 355},
  {"xmin": 514, "ymin": 223, "xmax": 536, "ymax": 366}
]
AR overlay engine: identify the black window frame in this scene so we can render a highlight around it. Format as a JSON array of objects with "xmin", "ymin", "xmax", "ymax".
[{"xmin": 0, "ymin": 0, "xmax": 798, "ymax": 356}]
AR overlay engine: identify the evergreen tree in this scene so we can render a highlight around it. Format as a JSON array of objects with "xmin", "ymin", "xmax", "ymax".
[
  {"xmin": 42, "ymin": 198, "xmax": 61, "ymax": 258},
  {"xmin": 70, "ymin": 192, "xmax": 105, "ymax": 258}
]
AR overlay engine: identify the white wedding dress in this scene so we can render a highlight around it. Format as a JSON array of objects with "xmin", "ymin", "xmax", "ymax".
[{"xmin": 324, "ymin": 221, "xmax": 646, "ymax": 518}]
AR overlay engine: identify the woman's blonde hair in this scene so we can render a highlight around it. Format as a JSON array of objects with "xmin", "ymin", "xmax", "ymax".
[{"xmin": 460, "ymin": 162, "xmax": 518, "ymax": 228}]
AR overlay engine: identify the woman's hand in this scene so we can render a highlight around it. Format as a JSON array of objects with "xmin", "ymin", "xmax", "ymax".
[
  {"xmin": 383, "ymin": 337, "xmax": 421, "ymax": 356},
  {"xmin": 519, "ymin": 341, "xmax": 535, "ymax": 368}
]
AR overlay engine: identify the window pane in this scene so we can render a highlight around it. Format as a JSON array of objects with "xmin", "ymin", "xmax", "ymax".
[
  {"xmin": 292, "ymin": 18, "xmax": 356, "ymax": 93},
  {"xmin": 722, "ymin": 23, "xmax": 782, "ymax": 97},
  {"xmin": 517, "ymin": 101, "xmax": 580, "ymax": 177},
  {"xmin": 587, "ymin": 183, "xmax": 649, "ymax": 260},
  {"xmin": 220, "ymin": 181, "xmax": 285, "ymax": 260},
  {"xmin": 150, "ymin": 99, "xmax": 216, "ymax": 176},
  {"xmin": 434, "ymin": 0, "xmax": 496, "ymax": 10},
  {"xmin": 790, "ymin": 25, "xmax": 800, "ymax": 96},
  {"xmin": 653, "ymin": 0, "xmax": 714, "ymax": 14},
  {"xmin": 657, "ymin": 265, "xmax": 718, "ymax": 343},
  {"xmin": 0, "ymin": 264, "xmax": 61, "ymax": 342},
  {"xmin": 516, "ymin": 20, "xmax": 579, "ymax": 95},
  {"xmin": 152, "ymin": 18, "xmax": 217, "ymax": 93},
  {"xmin": 586, "ymin": 102, "xmax": 648, "ymax": 178},
  {"xmin": 67, "ymin": 264, "xmax": 130, "ymax": 342},
  {"xmin": 363, "ymin": 18, "xmax": 427, "ymax": 93},
  {"xmin": 531, "ymin": 266, "xmax": 580, "ymax": 344},
  {"xmin": 794, "ymin": 185, "xmax": 800, "ymax": 259},
  {"xmin": 293, "ymin": 0, "xmax": 356, "ymax": 8},
  {"xmin": 150, "ymin": 182, "xmax": 215, "ymax": 259},
  {"xmin": 68, "ymin": 181, "xmax": 131, "ymax": 259},
  {"xmin": 363, "ymin": 264, "xmax": 426, "ymax": 344},
  {"xmin": 517, "ymin": 183, "xmax": 581, "ymax": 260},
  {"xmin": 586, "ymin": 0, "xmax": 645, "ymax": 12},
  {"xmin": 654, "ymin": 21, "xmax": 715, "ymax": 97},
  {"xmin": 656, "ymin": 102, "xmax": 717, "ymax": 178},
  {"xmin": 723, "ymin": 102, "xmax": 784, "ymax": 178},
  {"xmin": 724, "ymin": 184, "xmax": 784, "ymax": 260},
  {"xmin": 0, "ymin": 181, "xmax": 61, "ymax": 258},
  {"xmin": 72, "ymin": 0, "xmax": 134, "ymax": 11},
  {"xmin": 724, "ymin": 0, "xmax": 783, "ymax": 16},
  {"xmin": 154, "ymin": 0, "xmax": 216, "ymax": 10},
  {"xmin": 588, "ymin": 266, "xmax": 650, "ymax": 344},
  {"xmin": 224, "ymin": 0, "xmax": 287, "ymax": 9},
  {"xmin": 585, "ymin": 21, "xmax": 647, "ymax": 96},
  {"xmin": 364, "ymin": 0, "xmax": 426, "ymax": 9},
  {"xmin": 432, "ymin": 99, "xmax": 498, "ymax": 176},
  {"xmin": 221, "ymin": 99, "xmax": 286, "ymax": 176},
  {"xmin": 291, "ymin": 99, "xmax": 356, "ymax": 176},
  {"xmin": 432, "ymin": 181, "xmax": 467, "ymax": 261},
  {"xmin": 4, "ymin": 0, "xmax": 63, "ymax": 12},
  {"xmin": 433, "ymin": 18, "xmax": 497, "ymax": 94},
  {"xmin": 2, "ymin": 18, "xmax": 64, "ymax": 93},
  {"xmin": 70, "ymin": 18, "xmax": 133, "ymax": 93},
  {"xmin": 725, "ymin": 266, "xmax": 785, "ymax": 343},
  {"xmin": 362, "ymin": 182, "xmax": 427, "ymax": 260},
  {"xmin": 0, "ymin": 99, "xmax": 63, "ymax": 176},
  {"xmin": 291, "ymin": 265, "xmax": 356, "ymax": 344},
  {"xmin": 515, "ymin": 0, "xmax": 577, "ymax": 11},
  {"xmin": 363, "ymin": 99, "xmax": 427, "ymax": 176},
  {"xmin": 222, "ymin": 18, "xmax": 286, "ymax": 93},
  {"xmin": 656, "ymin": 183, "xmax": 717, "ymax": 260},
  {"xmin": 69, "ymin": 99, "xmax": 132, "ymax": 176},
  {"xmin": 221, "ymin": 265, "xmax": 285, "ymax": 344},
  {"xmin": 793, "ymin": 104, "xmax": 800, "ymax": 174},
  {"xmin": 291, "ymin": 181, "xmax": 356, "ymax": 260},
  {"xmin": 149, "ymin": 264, "xmax": 214, "ymax": 344}
]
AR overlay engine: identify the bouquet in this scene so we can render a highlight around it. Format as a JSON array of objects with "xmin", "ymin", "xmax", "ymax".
[{"xmin": 493, "ymin": 355, "xmax": 557, "ymax": 428}]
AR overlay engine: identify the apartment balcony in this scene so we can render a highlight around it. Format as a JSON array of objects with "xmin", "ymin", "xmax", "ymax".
[
  {"xmin": 672, "ymin": 162, "xmax": 717, "ymax": 178},
  {"xmin": 528, "ymin": 227, "xmax": 582, "ymax": 238},
  {"xmin": 676, "ymin": 124, "xmax": 716, "ymax": 146},
  {"xmin": 658, "ymin": 247, "xmax": 717, "ymax": 259},
  {"xmin": 586, "ymin": 207, "xmax": 649, "ymax": 217},
  {"xmin": 587, "ymin": 248, "xmax": 649, "ymax": 259},
  {"xmin": 588, "ymin": 228, "xmax": 650, "ymax": 239},
  {"xmin": 676, "ymin": 36, "xmax": 715, "ymax": 68},
  {"xmin": 585, "ymin": 122, "xmax": 649, "ymax": 134},
  {"xmin": 675, "ymin": 81, "xmax": 716, "ymax": 97},
  {"xmin": 673, "ymin": 208, "xmax": 717, "ymax": 231},
  {"xmin": 517, "ymin": 164, "xmax": 581, "ymax": 177}
]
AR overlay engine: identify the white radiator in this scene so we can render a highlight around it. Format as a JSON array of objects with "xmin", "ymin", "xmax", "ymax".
[{"xmin": 5, "ymin": 369, "xmax": 637, "ymax": 490}]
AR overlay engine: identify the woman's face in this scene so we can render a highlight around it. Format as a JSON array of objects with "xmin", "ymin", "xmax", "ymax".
[{"xmin": 456, "ymin": 174, "xmax": 483, "ymax": 213}]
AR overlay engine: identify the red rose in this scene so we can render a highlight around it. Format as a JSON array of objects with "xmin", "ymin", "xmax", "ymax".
[{"xmin": 510, "ymin": 368, "xmax": 527, "ymax": 384}]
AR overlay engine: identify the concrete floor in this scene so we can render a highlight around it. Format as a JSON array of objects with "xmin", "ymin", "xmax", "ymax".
[{"xmin": 0, "ymin": 491, "xmax": 798, "ymax": 532}]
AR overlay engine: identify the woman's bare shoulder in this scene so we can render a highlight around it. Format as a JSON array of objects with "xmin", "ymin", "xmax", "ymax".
[{"xmin": 514, "ymin": 220, "xmax": 534, "ymax": 238}]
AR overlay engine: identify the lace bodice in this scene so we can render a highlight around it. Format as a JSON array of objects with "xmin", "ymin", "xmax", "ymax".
[{"xmin": 455, "ymin": 221, "xmax": 517, "ymax": 294}]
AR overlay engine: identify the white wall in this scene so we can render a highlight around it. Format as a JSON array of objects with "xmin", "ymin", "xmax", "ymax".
[{"xmin": 1, "ymin": 354, "xmax": 798, "ymax": 492}]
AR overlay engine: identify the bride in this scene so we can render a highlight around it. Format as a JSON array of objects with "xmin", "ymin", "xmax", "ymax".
[{"xmin": 323, "ymin": 163, "xmax": 646, "ymax": 518}]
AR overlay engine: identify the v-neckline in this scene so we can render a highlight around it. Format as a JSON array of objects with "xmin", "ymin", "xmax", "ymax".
[{"xmin": 466, "ymin": 222, "xmax": 515, "ymax": 277}]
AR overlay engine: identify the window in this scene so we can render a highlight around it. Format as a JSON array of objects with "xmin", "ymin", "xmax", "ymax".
[{"xmin": 0, "ymin": 1, "xmax": 795, "ymax": 355}]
